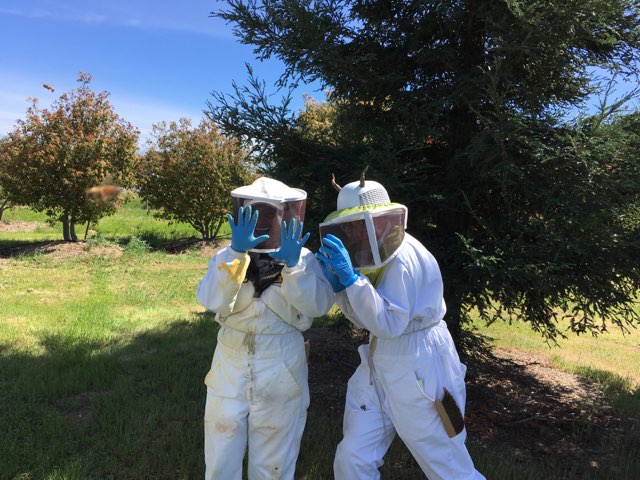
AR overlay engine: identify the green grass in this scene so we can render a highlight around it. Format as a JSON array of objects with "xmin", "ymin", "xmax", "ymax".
[
  {"xmin": 0, "ymin": 251, "xmax": 214, "ymax": 479},
  {"xmin": 474, "ymin": 316, "xmax": 640, "ymax": 387},
  {"xmin": 1, "ymin": 204, "xmax": 639, "ymax": 479}
]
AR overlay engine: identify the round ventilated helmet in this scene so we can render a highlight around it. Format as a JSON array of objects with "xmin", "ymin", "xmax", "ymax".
[
  {"xmin": 320, "ymin": 168, "xmax": 406, "ymax": 271},
  {"xmin": 231, "ymin": 177, "xmax": 307, "ymax": 253}
]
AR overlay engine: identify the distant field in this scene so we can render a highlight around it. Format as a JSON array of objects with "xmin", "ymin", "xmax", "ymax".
[{"xmin": 1, "ymin": 197, "xmax": 229, "ymax": 246}]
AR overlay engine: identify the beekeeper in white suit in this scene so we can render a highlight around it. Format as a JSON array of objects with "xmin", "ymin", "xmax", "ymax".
[
  {"xmin": 316, "ymin": 170, "xmax": 485, "ymax": 480},
  {"xmin": 197, "ymin": 177, "xmax": 334, "ymax": 480}
]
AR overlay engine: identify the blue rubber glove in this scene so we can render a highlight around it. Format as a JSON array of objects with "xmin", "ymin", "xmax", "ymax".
[
  {"xmin": 228, "ymin": 205, "xmax": 270, "ymax": 253},
  {"xmin": 318, "ymin": 234, "xmax": 359, "ymax": 289},
  {"xmin": 268, "ymin": 219, "xmax": 310, "ymax": 267},
  {"xmin": 315, "ymin": 252, "xmax": 345, "ymax": 292}
]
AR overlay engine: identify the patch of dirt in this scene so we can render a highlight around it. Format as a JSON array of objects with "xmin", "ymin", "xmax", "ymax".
[
  {"xmin": 48, "ymin": 242, "xmax": 124, "ymax": 260},
  {"xmin": 305, "ymin": 326, "xmax": 367, "ymax": 414},
  {"xmin": 0, "ymin": 220, "xmax": 42, "ymax": 232},
  {"xmin": 199, "ymin": 239, "xmax": 231, "ymax": 257},
  {"xmin": 0, "ymin": 234, "xmax": 231, "ymax": 259},
  {"xmin": 305, "ymin": 327, "xmax": 627, "ymax": 478},
  {"xmin": 0, "ymin": 240, "xmax": 124, "ymax": 259},
  {"xmin": 168, "ymin": 237, "xmax": 230, "ymax": 257}
]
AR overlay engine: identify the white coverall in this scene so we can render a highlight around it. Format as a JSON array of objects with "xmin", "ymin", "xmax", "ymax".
[
  {"xmin": 333, "ymin": 233, "xmax": 485, "ymax": 480},
  {"xmin": 197, "ymin": 246, "xmax": 333, "ymax": 480}
]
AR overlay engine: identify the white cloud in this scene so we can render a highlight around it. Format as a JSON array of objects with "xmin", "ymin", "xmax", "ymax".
[{"xmin": 0, "ymin": 1, "xmax": 234, "ymax": 38}]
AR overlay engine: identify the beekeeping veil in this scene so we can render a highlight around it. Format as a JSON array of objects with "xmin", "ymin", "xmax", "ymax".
[
  {"xmin": 231, "ymin": 177, "xmax": 307, "ymax": 253},
  {"xmin": 319, "ymin": 168, "xmax": 407, "ymax": 272}
]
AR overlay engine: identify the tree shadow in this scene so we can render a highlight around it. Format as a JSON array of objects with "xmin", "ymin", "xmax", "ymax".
[
  {"xmin": 139, "ymin": 234, "xmax": 229, "ymax": 254},
  {"xmin": 1, "ymin": 316, "xmax": 637, "ymax": 479},
  {"xmin": 303, "ymin": 325, "xmax": 639, "ymax": 479},
  {"xmin": 0, "ymin": 240, "xmax": 65, "ymax": 258},
  {"xmin": 0, "ymin": 312, "xmax": 218, "ymax": 479},
  {"xmin": 0, "ymin": 234, "xmax": 231, "ymax": 258},
  {"xmin": 460, "ymin": 329, "xmax": 639, "ymax": 479}
]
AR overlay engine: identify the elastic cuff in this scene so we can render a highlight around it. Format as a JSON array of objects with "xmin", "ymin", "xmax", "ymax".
[
  {"xmin": 341, "ymin": 272, "xmax": 359, "ymax": 289},
  {"xmin": 227, "ymin": 247, "xmax": 249, "ymax": 259},
  {"xmin": 282, "ymin": 259, "xmax": 303, "ymax": 274}
]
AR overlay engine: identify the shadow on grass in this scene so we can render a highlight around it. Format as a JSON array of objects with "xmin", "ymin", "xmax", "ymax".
[
  {"xmin": 459, "ymin": 329, "xmax": 640, "ymax": 480},
  {"xmin": 0, "ymin": 239, "xmax": 65, "ymax": 258},
  {"xmin": 1, "ymin": 317, "xmax": 638, "ymax": 479},
  {"xmin": 0, "ymin": 312, "xmax": 218, "ymax": 479},
  {"xmin": 299, "ymin": 325, "xmax": 640, "ymax": 479},
  {"xmin": 0, "ymin": 233, "xmax": 232, "ymax": 258},
  {"xmin": 132, "ymin": 232, "xmax": 231, "ymax": 253}
]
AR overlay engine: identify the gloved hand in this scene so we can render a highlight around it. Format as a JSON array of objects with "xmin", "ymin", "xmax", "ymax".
[
  {"xmin": 315, "ymin": 252, "xmax": 345, "ymax": 292},
  {"xmin": 269, "ymin": 219, "xmax": 310, "ymax": 267},
  {"xmin": 228, "ymin": 205, "xmax": 270, "ymax": 253},
  {"xmin": 318, "ymin": 234, "xmax": 359, "ymax": 289}
]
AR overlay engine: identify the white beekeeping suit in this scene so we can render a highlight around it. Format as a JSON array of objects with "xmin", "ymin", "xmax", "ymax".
[
  {"xmin": 197, "ymin": 177, "xmax": 334, "ymax": 480},
  {"xmin": 316, "ymin": 172, "xmax": 485, "ymax": 480}
]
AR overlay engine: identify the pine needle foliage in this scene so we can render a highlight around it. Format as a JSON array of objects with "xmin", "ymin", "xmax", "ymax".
[{"xmin": 207, "ymin": 0, "xmax": 640, "ymax": 341}]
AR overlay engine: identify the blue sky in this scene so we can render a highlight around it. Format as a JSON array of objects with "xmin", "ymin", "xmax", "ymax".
[
  {"xmin": 0, "ymin": 0, "xmax": 320, "ymax": 146},
  {"xmin": 1, "ymin": 1, "xmax": 637, "ymax": 148}
]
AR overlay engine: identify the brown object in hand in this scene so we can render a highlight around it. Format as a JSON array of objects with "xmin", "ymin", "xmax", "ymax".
[{"xmin": 434, "ymin": 387, "xmax": 465, "ymax": 438}]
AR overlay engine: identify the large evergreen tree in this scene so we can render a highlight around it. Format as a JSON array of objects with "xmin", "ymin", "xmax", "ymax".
[{"xmin": 208, "ymin": 0, "xmax": 640, "ymax": 341}]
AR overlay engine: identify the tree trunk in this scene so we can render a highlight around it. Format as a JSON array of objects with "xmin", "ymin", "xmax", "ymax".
[
  {"xmin": 444, "ymin": 293, "xmax": 463, "ymax": 349},
  {"xmin": 212, "ymin": 217, "xmax": 224, "ymax": 241},
  {"xmin": 62, "ymin": 212, "xmax": 71, "ymax": 241},
  {"xmin": 70, "ymin": 216, "xmax": 78, "ymax": 242},
  {"xmin": 0, "ymin": 199, "xmax": 10, "ymax": 221},
  {"xmin": 84, "ymin": 221, "xmax": 91, "ymax": 240}
]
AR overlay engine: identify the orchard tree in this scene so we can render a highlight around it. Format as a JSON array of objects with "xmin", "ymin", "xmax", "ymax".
[
  {"xmin": 208, "ymin": 0, "xmax": 640, "ymax": 341},
  {"xmin": 0, "ymin": 73, "xmax": 139, "ymax": 241},
  {"xmin": 0, "ymin": 187, "xmax": 14, "ymax": 221},
  {"xmin": 0, "ymin": 137, "xmax": 18, "ymax": 221},
  {"xmin": 136, "ymin": 118, "xmax": 252, "ymax": 240},
  {"xmin": 0, "ymin": 142, "xmax": 14, "ymax": 220}
]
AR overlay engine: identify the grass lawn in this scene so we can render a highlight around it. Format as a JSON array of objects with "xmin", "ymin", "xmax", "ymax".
[{"xmin": 0, "ymin": 202, "xmax": 638, "ymax": 479}]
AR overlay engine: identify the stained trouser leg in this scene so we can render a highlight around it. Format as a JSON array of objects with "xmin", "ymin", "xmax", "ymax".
[
  {"xmin": 204, "ymin": 387, "xmax": 249, "ymax": 480},
  {"xmin": 334, "ymin": 361, "xmax": 396, "ymax": 480},
  {"xmin": 247, "ymin": 347, "xmax": 309, "ymax": 480}
]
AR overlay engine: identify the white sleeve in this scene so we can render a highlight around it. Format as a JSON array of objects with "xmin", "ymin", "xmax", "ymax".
[
  {"xmin": 196, "ymin": 247, "xmax": 250, "ymax": 316},
  {"xmin": 340, "ymin": 261, "xmax": 415, "ymax": 338},
  {"xmin": 335, "ymin": 289, "xmax": 368, "ymax": 330},
  {"xmin": 279, "ymin": 248, "xmax": 335, "ymax": 324}
]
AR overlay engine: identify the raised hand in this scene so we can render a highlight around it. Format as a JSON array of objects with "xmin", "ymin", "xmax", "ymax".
[
  {"xmin": 314, "ymin": 252, "xmax": 344, "ymax": 292},
  {"xmin": 317, "ymin": 234, "xmax": 359, "ymax": 289},
  {"xmin": 228, "ymin": 205, "xmax": 270, "ymax": 253},
  {"xmin": 269, "ymin": 218, "xmax": 310, "ymax": 268}
]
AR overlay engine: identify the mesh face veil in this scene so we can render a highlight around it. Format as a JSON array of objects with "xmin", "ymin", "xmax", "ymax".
[
  {"xmin": 319, "ymin": 204, "xmax": 407, "ymax": 271},
  {"xmin": 321, "ymin": 175, "xmax": 407, "ymax": 271},
  {"xmin": 231, "ymin": 178, "xmax": 307, "ymax": 253}
]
